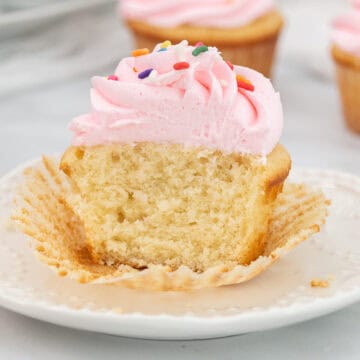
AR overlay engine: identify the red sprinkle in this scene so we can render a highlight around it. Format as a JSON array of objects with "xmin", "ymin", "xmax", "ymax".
[
  {"xmin": 225, "ymin": 60, "xmax": 234, "ymax": 70},
  {"xmin": 107, "ymin": 75, "xmax": 118, "ymax": 81},
  {"xmin": 195, "ymin": 41, "xmax": 204, "ymax": 47},
  {"xmin": 173, "ymin": 61, "xmax": 190, "ymax": 70},
  {"xmin": 236, "ymin": 75, "xmax": 255, "ymax": 92}
]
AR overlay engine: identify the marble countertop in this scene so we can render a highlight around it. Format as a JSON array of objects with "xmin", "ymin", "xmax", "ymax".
[{"xmin": 0, "ymin": 0, "xmax": 360, "ymax": 358}]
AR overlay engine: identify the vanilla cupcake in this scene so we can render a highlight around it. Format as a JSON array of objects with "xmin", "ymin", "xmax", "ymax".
[
  {"xmin": 331, "ymin": 0, "xmax": 360, "ymax": 133},
  {"xmin": 120, "ymin": 1, "xmax": 284, "ymax": 78},
  {"xmin": 14, "ymin": 42, "xmax": 331, "ymax": 290},
  {"xmin": 57, "ymin": 41, "xmax": 290, "ymax": 272}
]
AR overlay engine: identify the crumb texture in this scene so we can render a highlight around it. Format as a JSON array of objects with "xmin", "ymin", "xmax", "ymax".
[
  {"xmin": 60, "ymin": 143, "xmax": 290, "ymax": 272},
  {"xmin": 310, "ymin": 279, "xmax": 330, "ymax": 288}
]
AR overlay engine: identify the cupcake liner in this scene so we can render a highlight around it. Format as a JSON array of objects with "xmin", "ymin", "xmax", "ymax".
[
  {"xmin": 333, "ymin": 58, "xmax": 360, "ymax": 133},
  {"xmin": 219, "ymin": 35, "xmax": 279, "ymax": 78},
  {"xmin": 13, "ymin": 157, "xmax": 330, "ymax": 291}
]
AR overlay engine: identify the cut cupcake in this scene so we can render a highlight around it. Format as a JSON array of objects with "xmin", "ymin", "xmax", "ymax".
[
  {"xmin": 13, "ymin": 41, "xmax": 329, "ymax": 290},
  {"xmin": 331, "ymin": 0, "xmax": 360, "ymax": 133},
  {"xmin": 60, "ymin": 41, "xmax": 289, "ymax": 272},
  {"xmin": 120, "ymin": 0, "xmax": 284, "ymax": 77}
]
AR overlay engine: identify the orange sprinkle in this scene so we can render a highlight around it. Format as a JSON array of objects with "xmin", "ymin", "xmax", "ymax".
[
  {"xmin": 236, "ymin": 75, "xmax": 251, "ymax": 85},
  {"xmin": 132, "ymin": 48, "xmax": 150, "ymax": 57},
  {"xmin": 236, "ymin": 75, "xmax": 255, "ymax": 92},
  {"xmin": 133, "ymin": 67, "xmax": 138, "ymax": 73}
]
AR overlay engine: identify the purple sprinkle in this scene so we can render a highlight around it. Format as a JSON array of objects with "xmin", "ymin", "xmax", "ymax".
[{"xmin": 138, "ymin": 68, "xmax": 153, "ymax": 79}]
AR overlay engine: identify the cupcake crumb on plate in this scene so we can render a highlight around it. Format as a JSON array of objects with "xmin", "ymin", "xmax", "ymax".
[{"xmin": 310, "ymin": 279, "xmax": 330, "ymax": 288}]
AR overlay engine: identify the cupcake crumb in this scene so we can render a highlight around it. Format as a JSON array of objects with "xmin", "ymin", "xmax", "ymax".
[{"xmin": 310, "ymin": 279, "xmax": 330, "ymax": 288}]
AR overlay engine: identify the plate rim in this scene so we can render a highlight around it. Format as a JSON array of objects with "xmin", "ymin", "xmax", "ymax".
[{"xmin": 0, "ymin": 287, "xmax": 359, "ymax": 339}]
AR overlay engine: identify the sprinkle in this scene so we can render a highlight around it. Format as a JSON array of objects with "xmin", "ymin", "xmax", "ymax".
[
  {"xmin": 107, "ymin": 75, "xmax": 118, "ymax": 81},
  {"xmin": 178, "ymin": 40, "xmax": 189, "ymax": 47},
  {"xmin": 225, "ymin": 60, "xmax": 234, "ymax": 70},
  {"xmin": 133, "ymin": 67, "xmax": 138, "ymax": 73},
  {"xmin": 148, "ymin": 69, "xmax": 158, "ymax": 79},
  {"xmin": 138, "ymin": 68, "xmax": 153, "ymax": 79},
  {"xmin": 158, "ymin": 48, "xmax": 167, "ymax": 52},
  {"xmin": 236, "ymin": 75, "xmax": 255, "ymax": 92},
  {"xmin": 195, "ymin": 42, "xmax": 204, "ymax": 47},
  {"xmin": 160, "ymin": 40, "xmax": 172, "ymax": 48},
  {"xmin": 192, "ymin": 45, "xmax": 208, "ymax": 57},
  {"xmin": 132, "ymin": 48, "xmax": 150, "ymax": 57},
  {"xmin": 173, "ymin": 61, "xmax": 190, "ymax": 70}
]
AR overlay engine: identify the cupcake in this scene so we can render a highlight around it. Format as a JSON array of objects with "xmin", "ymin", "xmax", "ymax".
[
  {"xmin": 13, "ymin": 41, "xmax": 330, "ymax": 290},
  {"xmin": 120, "ymin": 1, "xmax": 284, "ymax": 78},
  {"xmin": 59, "ymin": 41, "xmax": 290, "ymax": 272},
  {"xmin": 331, "ymin": 0, "xmax": 360, "ymax": 133}
]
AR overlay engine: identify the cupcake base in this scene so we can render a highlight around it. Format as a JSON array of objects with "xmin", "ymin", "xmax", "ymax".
[
  {"xmin": 59, "ymin": 143, "xmax": 290, "ymax": 272},
  {"xmin": 332, "ymin": 46, "xmax": 360, "ymax": 133},
  {"xmin": 13, "ymin": 157, "xmax": 329, "ymax": 291},
  {"xmin": 126, "ymin": 10, "xmax": 284, "ymax": 78}
]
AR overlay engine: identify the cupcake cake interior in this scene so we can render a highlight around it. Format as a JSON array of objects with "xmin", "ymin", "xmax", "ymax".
[{"xmin": 61, "ymin": 143, "xmax": 290, "ymax": 272}]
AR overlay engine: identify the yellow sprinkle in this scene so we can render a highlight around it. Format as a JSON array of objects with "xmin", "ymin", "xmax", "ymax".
[
  {"xmin": 132, "ymin": 48, "xmax": 150, "ymax": 57},
  {"xmin": 161, "ymin": 40, "xmax": 172, "ymax": 48}
]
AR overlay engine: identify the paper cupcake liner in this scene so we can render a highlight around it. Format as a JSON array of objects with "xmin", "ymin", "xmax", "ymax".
[
  {"xmin": 219, "ymin": 35, "xmax": 279, "ymax": 78},
  {"xmin": 333, "ymin": 59, "xmax": 360, "ymax": 133},
  {"xmin": 332, "ymin": 46, "xmax": 360, "ymax": 133},
  {"xmin": 13, "ymin": 157, "xmax": 330, "ymax": 291}
]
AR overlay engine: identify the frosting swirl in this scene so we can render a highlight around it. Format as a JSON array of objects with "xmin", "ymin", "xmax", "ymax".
[
  {"xmin": 332, "ymin": 0, "xmax": 360, "ymax": 56},
  {"xmin": 120, "ymin": 0, "xmax": 275, "ymax": 28},
  {"xmin": 69, "ymin": 41, "xmax": 283, "ymax": 156}
]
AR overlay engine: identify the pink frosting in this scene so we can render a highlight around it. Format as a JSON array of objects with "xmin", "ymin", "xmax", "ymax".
[
  {"xmin": 69, "ymin": 41, "xmax": 283, "ymax": 156},
  {"xmin": 120, "ymin": 0, "xmax": 275, "ymax": 28},
  {"xmin": 332, "ymin": 0, "xmax": 360, "ymax": 56}
]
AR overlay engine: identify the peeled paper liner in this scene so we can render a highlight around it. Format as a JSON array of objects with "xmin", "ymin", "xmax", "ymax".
[{"xmin": 13, "ymin": 157, "xmax": 330, "ymax": 291}]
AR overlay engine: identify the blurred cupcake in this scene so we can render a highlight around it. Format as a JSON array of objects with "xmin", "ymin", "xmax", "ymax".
[
  {"xmin": 331, "ymin": 0, "xmax": 360, "ymax": 133},
  {"xmin": 120, "ymin": 0, "xmax": 284, "ymax": 78}
]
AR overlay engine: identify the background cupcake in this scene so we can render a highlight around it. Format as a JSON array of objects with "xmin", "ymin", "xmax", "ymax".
[
  {"xmin": 331, "ymin": 0, "xmax": 360, "ymax": 133},
  {"xmin": 120, "ymin": 0, "xmax": 284, "ymax": 78}
]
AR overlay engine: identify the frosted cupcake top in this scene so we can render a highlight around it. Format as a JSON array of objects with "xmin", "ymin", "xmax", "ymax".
[
  {"xmin": 120, "ymin": 0, "xmax": 275, "ymax": 28},
  {"xmin": 69, "ymin": 41, "xmax": 283, "ymax": 156},
  {"xmin": 332, "ymin": 0, "xmax": 360, "ymax": 56}
]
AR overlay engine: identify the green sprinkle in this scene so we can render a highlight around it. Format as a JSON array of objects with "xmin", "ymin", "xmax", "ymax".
[{"xmin": 192, "ymin": 45, "xmax": 208, "ymax": 57}]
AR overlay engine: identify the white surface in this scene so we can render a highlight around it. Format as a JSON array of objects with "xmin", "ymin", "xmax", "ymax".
[
  {"xmin": 1, "ymin": 164, "xmax": 360, "ymax": 339},
  {"xmin": 0, "ymin": 0, "xmax": 360, "ymax": 358}
]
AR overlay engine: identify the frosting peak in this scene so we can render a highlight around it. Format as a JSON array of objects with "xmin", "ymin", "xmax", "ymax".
[
  {"xmin": 332, "ymin": 0, "xmax": 360, "ymax": 56},
  {"xmin": 120, "ymin": 0, "xmax": 275, "ymax": 28},
  {"xmin": 69, "ymin": 41, "xmax": 283, "ymax": 156}
]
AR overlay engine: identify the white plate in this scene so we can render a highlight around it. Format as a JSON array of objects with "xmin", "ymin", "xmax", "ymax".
[{"xmin": 0, "ymin": 161, "xmax": 360, "ymax": 340}]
